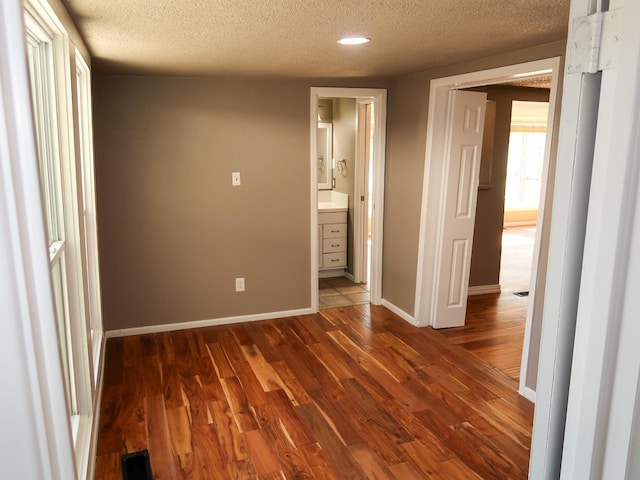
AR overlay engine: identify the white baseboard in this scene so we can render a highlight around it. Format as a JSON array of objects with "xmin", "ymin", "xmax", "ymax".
[
  {"xmin": 381, "ymin": 299, "xmax": 418, "ymax": 326},
  {"xmin": 106, "ymin": 307, "xmax": 315, "ymax": 338},
  {"xmin": 468, "ymin": 284, "xmax": 501, "ymax": 296},
  {"xmin": 519, "ymin": 385, "xmax": 536, "ymax": 403},
  {"xmin": 504, "ymin": 221, "xmax": 537, "ymax": 227},
  {"xmin": 344, "ymin": 271, "xmax": 355, "ymax": 283},
  {"xmin": 319, "ymin": 269, "xmax": 346, "ymax": 279},
  {"xmin": 86, "ymin": 336, "xmax": 106, "ymax": 480}
]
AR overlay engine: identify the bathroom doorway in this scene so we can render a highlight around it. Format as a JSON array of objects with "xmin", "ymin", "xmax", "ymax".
[{"xmin": 310, "ymin": 88, "xmax": 387, "ymax": 311}]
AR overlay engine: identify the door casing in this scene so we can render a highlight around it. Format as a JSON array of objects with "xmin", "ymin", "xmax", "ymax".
[
  {"xmin": 414, "ymin": 57, "xmax": 562, "ymax": 403},
  {"xmin": 310, "ymin": 87, "xmax": 387, "ymax": 311}
]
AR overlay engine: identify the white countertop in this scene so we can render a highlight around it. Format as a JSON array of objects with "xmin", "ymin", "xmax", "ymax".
[
  {"xmin": 318, "ymin": 201, "xmax": 348, "ymax": 213},
  {"xmin": 318, "ymin": 190, "xmax": 348, "ymax": 213}
]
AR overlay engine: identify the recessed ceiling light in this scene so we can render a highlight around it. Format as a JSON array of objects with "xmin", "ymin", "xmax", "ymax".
[{"xmin": 338, "ymin": 37, "xmax": 370, "ymax": 45}]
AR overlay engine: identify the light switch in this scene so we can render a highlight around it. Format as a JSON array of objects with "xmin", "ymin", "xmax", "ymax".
[{"xmin": 232, "ymin": 172, "xmax": 241, "ymax": 186}]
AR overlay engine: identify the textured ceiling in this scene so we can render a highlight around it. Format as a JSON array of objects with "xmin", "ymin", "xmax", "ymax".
[
  {"xmin": 62, "ymin": 0, "xmax": 571, "ymax": 78},
  {"xmin": 502, "ymin": 75, "xmax": 553, "ymax": 89}
]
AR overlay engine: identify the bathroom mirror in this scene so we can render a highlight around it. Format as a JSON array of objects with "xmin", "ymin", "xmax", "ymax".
[{"xmin": 317, "ymin": 122, "xmax": 333, "ymax": 190}]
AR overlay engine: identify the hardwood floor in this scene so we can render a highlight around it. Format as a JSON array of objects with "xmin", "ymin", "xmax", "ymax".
[
  {"xmin": 95, "ymin": 304, "xmax": 533, "ymax": 479},
  {"xmin": 440, "ymin": 226, "xmax": 534, "ymax": 383},
  {"xmin": 441, "ymin": 293, "xmax": 528, "ymax": 382}
]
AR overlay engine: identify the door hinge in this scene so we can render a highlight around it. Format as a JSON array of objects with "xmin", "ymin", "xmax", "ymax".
[
  {"xmin": 361, "ymin": 195, "xmax": 365, "ymax": 201},
  {"xmin": 567, "ymin": 8, "xmax": 622, "ymax": 74}
]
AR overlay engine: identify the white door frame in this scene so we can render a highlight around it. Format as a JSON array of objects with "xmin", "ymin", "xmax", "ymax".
[
  {"xmin": 310, "ymin": 87, "xmax": 387, "ymax": 311},
  {"xmin": 538, "ymin": 0, "xmax": 640, "ymax": 478},
  {"xmin": 413, "ymin": 57, "xmax": 562, "ymax": 399},
  {"xmin": 0, "ymin": 0, "xmax": 77, "ymax": 477}
]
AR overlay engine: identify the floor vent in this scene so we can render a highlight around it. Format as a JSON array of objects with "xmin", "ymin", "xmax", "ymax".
[
  {"xmin": 513, "ymin": 291, "xmax": 530, "ymax": 297},
  {"xmin": 122, "ymin": 450, "xmax": 152, "ymax": 480}
]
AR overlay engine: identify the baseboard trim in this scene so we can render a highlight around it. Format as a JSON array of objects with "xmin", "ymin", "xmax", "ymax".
[
  {"xmin": 86, "ymin": 336, "xmax": 107, "ymax": 480},
  {"xmin": 519, "ymin": 385, "xmax": 536, "ymax": 403},
  {"xmin": 381, "ymin": 299, "xmax": 418, "ymax": 326},
  {"xmin": 504, "ymin": 221, "xmax": 537, "ymax": 227},
  {"xmin": 319, "ymin": 269, "xmax": 346, "ymax": 279},
  {"xmin": 468, "ymin": 284, "xmax": 501, "ymax": 296},
  {"xmin": 105, "ymin": 307, "xmax": 315, "ymax": 338}
]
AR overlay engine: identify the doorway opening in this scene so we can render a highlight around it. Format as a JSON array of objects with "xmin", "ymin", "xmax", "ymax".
[
  {"xmin": 454, "ymin": 93, "xmax": 551, "ymax": 384},
  {"xmin": 414, "ymin": 58, "xmax": 561, "ymax": 402},
  {"xmin": 501, "ymin": 99, "xmax": 549, "ymax": 295},
  {"xmin": 310, "ymin": 88, "xmax": 387, "ymax": 312}
]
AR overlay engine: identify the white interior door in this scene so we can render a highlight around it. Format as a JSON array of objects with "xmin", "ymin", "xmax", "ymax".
[
  {"xmin": 432, "ymin": 89, "xmax": 487, "ymax": 328},
  {"xmin": 354, "ymin": 100, "xmax": 372, "ymax": 284}
]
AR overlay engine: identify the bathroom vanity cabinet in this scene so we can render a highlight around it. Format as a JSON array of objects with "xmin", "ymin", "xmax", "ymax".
[
  {"xmin": 318, "ymin": 190, "xmax": 348, "ymax": 273},
  {"xmin": 318, "ymin": 211, "xmax": 347, "ymax": 270}
]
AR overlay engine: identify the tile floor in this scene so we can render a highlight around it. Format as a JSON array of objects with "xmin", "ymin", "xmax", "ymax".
[{"xmin": 318, "ymin": 276, "xmax": 369, "ymax": 309}]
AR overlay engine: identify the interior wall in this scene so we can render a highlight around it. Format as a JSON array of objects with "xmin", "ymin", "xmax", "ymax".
[
  {"xmin": 93, "ymin": 75, "xmax": 390, "ymax": 331},
  {"xmin": 384, "ymin": 40, "xmax": 566, "ymax": 316},
  {"xmin": 469, "ymin": 86, "xmax": 550, "ymax": 288},
  {"xmin": 331, "ymin": 98, "xmax": 357, "ymax": 274}
]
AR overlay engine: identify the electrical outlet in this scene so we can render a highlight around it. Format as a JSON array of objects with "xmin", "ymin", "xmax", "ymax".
[
  {"xmin": 232, "ymin": 172, "xmax": 241, "ymax": 186},
  {"xmin": 235, "ymin": 277, "xmax": 245, "ymax": 292}
]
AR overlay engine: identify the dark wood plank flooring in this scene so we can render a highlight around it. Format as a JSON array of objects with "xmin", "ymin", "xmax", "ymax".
[
  {"xmin": 95, "ymin": 304, "xmax": 533, "ymax": 479},
  {"xmin": 442, "ymin": 293, "xmax": 528, "ymax": 382},
  {"xmin": 442, "ymin": 226, "xmax": 534, "ymax": 383}
]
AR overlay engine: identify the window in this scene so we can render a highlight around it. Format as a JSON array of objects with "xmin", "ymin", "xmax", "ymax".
[
  {"xmin": 24, "ymin": 0, "xmax": 102, "ymax": 476},
  {"xmin": 25, "ymin": 3, "xmax": 81, "ymax": 418},
  {"xmin": 75, "ymin": 49, "xmax": 103, "ymax": 386},
  {"xmin": 504, "ymin": 101, "xmax": 549, "ymax": 212}
]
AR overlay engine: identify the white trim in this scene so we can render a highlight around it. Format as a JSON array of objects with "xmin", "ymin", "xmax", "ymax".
[
  {"xmin": 319, "ymin": 269, "xmax": 346, "ymax": 279},
  {"xmin": 518, "ymin": 57, "xmax": 562, "ymax": 399},
  {"xmin": 414, "ymin": 57, "xmax": 561, "ymax": 330},
  {"xmin": 558, "ymin": 2, "xmax": 640, "ymax": 478},
  {"xmin": 85, "ymin": 336, "xmax": 106, "ymax": 480},
  {"xmin": 519, "ymin": 386, "xmax": 537, "ymax": 403},
  {"xmin": 381, "ymin": 299, "xmax": 418, "ymax": 326},
  {"xmin": 0, "ymin": 0, "xmax": 76, "ymax": 476},
  {"xmin": 528, "ymin": 20, "xmax": 603, "ymax": 480},
  {"xmin": 309, "ymin": 93, "xmax": 319, "ymax": 312},
  {"xmin": 310, "ymin": 87, "xmax": 387, "ymax": 310},
  {"xmin": 344, "ymin": 271, "xmax": 356, "ymax": 283},
  {"xmin": 503, "ymin": 220, "xmax": 538, "ymax": 227},
  {"xmin": 354, "ymin": 98, "xmax": 374, "ymax": 284},
  {"xmin": 106, "ymin": 307, "xmax": 315, "ymax": 338},
  {"xmin": 467, "ymin": 284, "xmax": 501, "ymax": 295}
]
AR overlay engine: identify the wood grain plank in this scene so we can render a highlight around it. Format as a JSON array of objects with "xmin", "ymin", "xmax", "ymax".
[
  {"xmin": 253, "ymin": 403, "xmax": 315, "ymax": 479},
  {"xmin": 239, "ymin": 343, "xmax": 288, "ymax": 392},
  {"xmin": 166, "ymin": 406, "xmax": 192, "ymax": 455},
  {"xmin": 94, "ymin": 453, "xmax": 121, "ymax": 480},
  {"xmin": 162, "ymin": 364, "xmax": 183, "ymax": 409},
  {"xmin": 122, "ymin": 335, "xmax": 143, "ymax": 368},
  {"xmin": 266, "ymin": 389, "xmax": 315, "ymax": 447},
  {"xmin": 296, "ymin": 403, "xmax": 366, "ymax": 480},
  {"xmin": 144, "ymin": 395, "xmax": 179, "ymax": 480},
  {"xmin": 242, "ymin": 429, "xmax": 280, "ymax": 476},
  {"xmin": 220, "ymin": 376, "xmax": 259, "ymax": 432},
  {"xmin": 298, "ymin": 442, "xmax": 341, "ymax": 480},
  {"xmin": 387, "ymin": 461, "xmax": 427, "ymax": 480},
  {"xmin": 207, "ymin": 342, "xmax": 235, "ymax": 379},
  {"xmin": 103, "ymin": 338, "xmax": 123, "ymax": 388},
  {"xmin": 348, "ymin": 443, "xmax": 395, "ymax": 480},
  {"xmin": 194, "ymin": 354, "xmax": 225, "ymax": 402},
  {"xmin": 209, "ymin": 399, "xmax": 248, "ymax": 463},
  {"xmin": 95, "ymin": 304, "xmax": 533, "ymax": 480}
]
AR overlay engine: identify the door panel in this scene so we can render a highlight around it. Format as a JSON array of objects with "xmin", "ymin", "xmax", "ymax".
[{"xmin": 433, "ymin": 90, "xmax": 487, "ymax": 329}]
